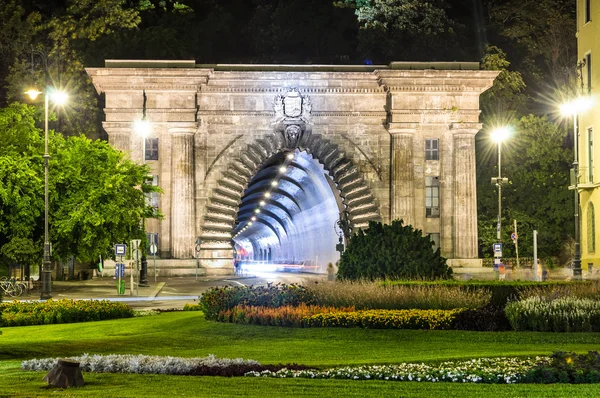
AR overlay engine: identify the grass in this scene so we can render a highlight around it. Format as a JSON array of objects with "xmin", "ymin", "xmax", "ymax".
[{"xmin": 2, "ymin": 312, "xmax": 600, "ymax": 397}]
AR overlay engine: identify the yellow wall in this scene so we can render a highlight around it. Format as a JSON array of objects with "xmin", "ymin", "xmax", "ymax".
[{"xmin": 577, "ymin": 0, "xmax": 600, "ymax": 272}]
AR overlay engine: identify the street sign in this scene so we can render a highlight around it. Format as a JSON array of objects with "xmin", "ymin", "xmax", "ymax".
[
  {"xmin": 493, "ymin": 243, "xmax": 502, "ymax": 258},
  {"xmin": 195, "ymin": 244, "xmax": 202, "ymax": 253},
  {"xmin": 149, "ymin": 244, "xmax": 158, "ymax": 255},
  {"xmin": 133, "ymin": 249, "xmax": 141, "ymax": 261},
  {"xmin": 511, "ymin": 232, "xmax": 518, "ymax": 241},
  {"xmin": 115, "ymin": 244, "xmax": 127, "ymax": 257},
  {"xmin": 130, "ymin": 239, "xmax": 141, "ymax": 250}
]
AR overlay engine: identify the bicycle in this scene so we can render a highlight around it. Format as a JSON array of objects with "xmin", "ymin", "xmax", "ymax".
[{"xmin": 0, "ymin": 278, "xmax": 23, "ymax": 297}]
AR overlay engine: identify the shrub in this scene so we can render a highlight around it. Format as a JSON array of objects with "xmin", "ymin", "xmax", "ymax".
[
  {"xmin": 521, "ymin": 351, "xmax": 600, "ymax": 383},
  {"xmin": 303, "ymin": 308, "xmax": 464, "ymax": 330},
  {"xmin": 0, "ymin": 299, "xmax": 134, "ymax": 327},
  {"xmin": 307, "ymin": 280, "xmax": 490, "ymax": 310},
  {"xmin": 183, "ymin": 303, "xmax": 202, "ymax": 311},
  {"xmin": 218, "ymin": 304, "xmax": 354, "ymax": 327},
  {"xmin": 337, "ymin": 220, "xmax": 452, "ymax": 280},
  {"xmin": 505, "ymin": 297, "xmax": 600, "ymax": 332},
  {"xmin": 452, "ymin": 304, "xmax": 511, "ymax": 331},
  {"xmin": 199, "ymin": 283, "xmax": 315, "ymax": 320}
]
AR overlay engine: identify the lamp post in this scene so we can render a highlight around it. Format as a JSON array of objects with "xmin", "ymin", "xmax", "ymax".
[
  {"xmin": 134, "ymin": 119, "xmax": 151, "ymax": 287},
  {"xmin": 490, "ymin": 127, "xmax": 511, "ymax": 277},
  {"xmin": 560, "ymin": 97, "xmax": 594, "ymax": 280},
  {"xmin": 25, "ymin": 88, "xmax": 68, "ymax": 300}
]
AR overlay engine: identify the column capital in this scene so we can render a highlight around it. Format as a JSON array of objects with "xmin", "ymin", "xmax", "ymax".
[
  {"xmin": 388, "ymin": 122, "xmax": 420, "ymax": 135},
  {"xmin": 168, "ymin": 122, "xmax": 199, "ymax": 135},
  {"xmin": 450, "ymin": 122, "xmax": 482, "ymax": 135}
]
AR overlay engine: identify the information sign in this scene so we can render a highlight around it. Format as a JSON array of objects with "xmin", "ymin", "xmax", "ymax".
[{"xmin": 115, "ymin": 244, "xmax": 127, "ymax": 257}]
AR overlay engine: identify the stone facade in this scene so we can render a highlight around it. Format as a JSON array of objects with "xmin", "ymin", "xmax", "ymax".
[{"xmin": 87, "ymin": 60, "xmax": 497, "ymax": 275}]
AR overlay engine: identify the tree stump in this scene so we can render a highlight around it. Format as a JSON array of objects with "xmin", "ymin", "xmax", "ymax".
[{"xmin": 43, "ymin": 359, "xmax": 84, "ymax": 388}]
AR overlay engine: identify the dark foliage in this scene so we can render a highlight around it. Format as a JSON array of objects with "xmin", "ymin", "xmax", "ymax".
[
  {"xmin": 188, "ymin": 362, "xmax": 313, "ymax": 377},
  {"xmin": 198, "ymin": 283, "xmax": 316, "ymax": 321},
  {"xmin": 451, "ymin": 304, "xmax": 511, "ymax": 331},
  {"xmin": 337, "ymin": 220, "xmax": 452, "ymax": 280},
  {"xmin": 521, "ymin": 351, "xmax": 600, "ymax": 384}
]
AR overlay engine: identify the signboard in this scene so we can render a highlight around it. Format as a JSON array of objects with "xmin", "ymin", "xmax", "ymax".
[
  {"xmin": 511, "ymin": 233, "xmax": 518, "ymax": 241},
  {"xmin": 115, "ymin": 244, "xmax": 127, "ymax": 257},
  {"xmin": 130, "ymin": 239, "xmax": 141, "ymax": 250},
  {"xmin": 114, "ymin": 263, "xmax": 125, "ymax": 278},
  {"xmin": 149, "ymin": 244, "xmax": 158, "ymax": 255},
  {"xmin": 195, "ymin": 244, "xmax": 202, "ymax": 253},
  {"xmin": 493, "ymin": 243, "xmax": 502, "ymax": 258}
]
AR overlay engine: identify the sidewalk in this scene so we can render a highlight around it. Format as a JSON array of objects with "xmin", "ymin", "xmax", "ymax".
[{"xmin": 19, "ymin": 275, "xmax": 253, "ymax": 310}]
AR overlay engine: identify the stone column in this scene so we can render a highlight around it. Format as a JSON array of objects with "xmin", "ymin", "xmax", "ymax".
[
  {"xmin": 390, "ymin": 126, "xmax": 417, "ymax": 226},
  {"xmin": 170, "ymin": 123, "xmax": 197, "ymax": 259},
  {"xmin": 452, "ymin": 124, "xmax": 480, "ymax": 258},
  {"xmin": 102, "ymin": 122, "xmax": 132, "ymax": 154}
]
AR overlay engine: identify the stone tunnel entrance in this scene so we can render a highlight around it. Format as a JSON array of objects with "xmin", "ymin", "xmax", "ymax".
[
  {"xmin": 232, "ymin": 150, "xmax": 346, "ymax": 273},
  {"xmin": 87, "ymin": 60, "xmax": 498, "ymax": 276}
]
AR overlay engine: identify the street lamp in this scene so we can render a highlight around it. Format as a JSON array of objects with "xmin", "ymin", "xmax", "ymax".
[
  {"xmin": 560, "ymin": 97, "xmax": 594, "ymax": 280},
  {"xmin": 133, "ymin": 118, "xmax": 151, "ymax": 287},
  {"xmin": 25, "ymin": 88, "xmax": 68, "ymax": 300},
  {"xmin": 490, "ymin": 127, "xmax": 511, "ymax": 276}
]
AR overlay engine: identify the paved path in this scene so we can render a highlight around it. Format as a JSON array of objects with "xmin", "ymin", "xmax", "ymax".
[{"xmin": 17, "ymin": 272, "xmax": 326, "ymax": 310}]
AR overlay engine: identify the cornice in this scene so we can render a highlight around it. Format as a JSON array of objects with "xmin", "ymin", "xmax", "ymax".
[{"xmin": 200, "ymin": 86, "xmax": 386, "ymax": 94}]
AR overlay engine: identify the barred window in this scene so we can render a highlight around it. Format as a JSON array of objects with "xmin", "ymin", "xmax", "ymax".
[
  {"xmin": 425, "ymin": 139, "xmax": 439, "ymax": 161},
  {"xmin": 425, "ymin": 176, "xmax": 440, "ymax": 218},
  {"xmin": 145, "ymin": 175, "xmax": 159, "ymax": 208},
  {"xmin": 145, "ymin": 138, "xmax": 159, "ymax": 161}
]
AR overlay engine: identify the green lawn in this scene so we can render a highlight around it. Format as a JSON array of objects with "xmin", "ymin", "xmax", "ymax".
[{"xmin": 1, "ymin": 312, "xmax": 600, "ymax": 397}]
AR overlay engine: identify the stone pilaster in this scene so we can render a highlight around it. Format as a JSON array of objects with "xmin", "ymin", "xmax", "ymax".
[
  {"xmin": 390, "ymin": 125, "xmax": 417, "ymax": 226},
  {"xmin": 102, "ymin": 122, "xmax": 132, "ymax": 154},
  {"xmin": 452, "ymin": 123, "xmax": 481, "ymax": 258},
  {"xmin": 170, "ymin": 123, "xmax": 197, "ymax": 258}
]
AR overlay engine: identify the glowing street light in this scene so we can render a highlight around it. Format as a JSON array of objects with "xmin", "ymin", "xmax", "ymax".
[
  {"xmin": 490, "ymin": 126, "xmax": 512, "ymax": 277},
  {"xmin": 25, "ymin": 87, "xmax": 68, "ymax": 300},
  {"xmin": 560, "ymin": 96, "xmax": 595, "ymax": 280}
]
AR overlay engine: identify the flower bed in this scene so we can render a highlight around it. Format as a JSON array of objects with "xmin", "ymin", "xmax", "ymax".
[
  {"xmin": 505, "ymin": 297, "xmax": 600, "ymax": 332},
  {"xmin": 0, "ymin": 299, "xmax": 134, "ymax": 326},
  {"xmin": 247, "ymin": 357, "xmax": 544, "ymax": 383},
  {"xmin": 303, "ymin": 308, "xmax": 464, "ymax": 330},
  {"xmin": 217, "ymin": 304, "xmax": 354, "ymax": 327},
  {"xmin": 21, "ymin": 354, "xmax": 308, "ymax": 377}
]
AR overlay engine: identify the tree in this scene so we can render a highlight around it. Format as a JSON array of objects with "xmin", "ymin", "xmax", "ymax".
[
  {"xmin": 0, "ymin": 103, "xmax": 159, "ymax": 269},
  {"xmin": 477, "ymin": 115, "xmax": 573, "ymax": 259},
  {"xmin": 337, "ymin": 219, "xmax": 452, "ymax": 280}
]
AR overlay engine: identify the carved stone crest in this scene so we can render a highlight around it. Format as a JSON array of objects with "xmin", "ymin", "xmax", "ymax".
[{"xmin": 273, "ymin": 88, "xmax": 312, "ymax": 124}]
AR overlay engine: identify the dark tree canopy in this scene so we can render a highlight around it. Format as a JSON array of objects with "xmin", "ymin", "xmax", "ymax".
[{"xmin": 337, "ymin": 220, "xmax": 452, "ymax": 280}]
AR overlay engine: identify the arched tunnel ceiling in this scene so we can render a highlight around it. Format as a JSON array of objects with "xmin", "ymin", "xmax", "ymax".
[{"xmin": 232, "ymin": 150, "xmax": 341, "ymax": 245}]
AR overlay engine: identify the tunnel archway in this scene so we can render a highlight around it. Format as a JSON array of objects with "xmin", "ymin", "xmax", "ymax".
[{"xmin": 200, "ymin": 131, "xmax": 382, "ymax": 272}]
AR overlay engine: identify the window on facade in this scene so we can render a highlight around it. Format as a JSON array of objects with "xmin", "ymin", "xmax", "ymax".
[
  {"xmin": 425, "ymin": 176, "xmax": 440, "ymax": 218},
  {"xmin": 145, "ymin": 175, "xmax": 159, "ymax": 208},
  {"xmin": 585, "ymin": 0, "xmax": 592, "ymax": 23},
  {"xmin": 588, "ymin": 203, "xmax": 596, "ymax": 253},
  {"xmin": 589, "ymin": 127, "xmax": 594, "ymax": 183},
  {"xmin": 145, "ymin": 138, "xmax": 159, "ymax": 161},
  {"xmin": 586, "ymin": 53, "xmax": 592, "ymax": 93},
  {"xmin": 428, "ymin": 233, "xmax": 440, "ymax": 252},
  {"xmin": 425, "ymin": 139, "xmax": 439, "ymax": 160}
]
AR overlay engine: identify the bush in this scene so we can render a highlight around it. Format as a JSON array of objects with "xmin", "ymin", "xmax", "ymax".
[
  {"xmin": 337, "ymin": 220, "xmax": 452, "ymax": 280},
  {"xmin": 303, "ymin": 308, "xmax": 464, "ymax": 330},
  {"xmin": 505, "ymin": 297, "xmax": 600, "ymax": 332},
  {"xmin": 452, "ymin": 304, "xmax": 511, "ymax": 331},
  {"xmin": 218, "ymin": 304, "xmax": 354, "ymax": 327},
  {"xmin": 521, "ymin": 351, "xmax": 600, "ymax": 383},
  {"xmin": 183, "ymin": 303, "xmax": 202, "ymax": 311},
  {"xmin": 0, "ymin": 299, "xmax": 134, "ymax": 326},
  {"xmin": 307, "ymin": 280, "xmax": 490, "ymax": 310},
  {"xmin": 199, "ymin": 284, "xmax": 315, "ymax": 320}
]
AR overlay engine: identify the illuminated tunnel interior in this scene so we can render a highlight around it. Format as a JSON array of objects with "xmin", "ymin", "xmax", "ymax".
[{"xmin": 232, "ymin": 150, "xmax": 343, "ymax": 273}]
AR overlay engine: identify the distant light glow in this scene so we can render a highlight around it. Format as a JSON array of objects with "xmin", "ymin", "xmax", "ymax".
[
  {"xmin": 259, "ymin": 200, "xmax": 266, "ymax": 206},
  {"xmin": 271, "ymin": 181, "xmax": 278, "ymax": 187},
  {"xmin": 50, "ymin": 91, "xmax": 68, "ymax": 105},
  {"xmin": 279, "ymin": 166, "xmax": 287, "ymax": 173},
  {"xmin": 254, "ymin": 209, "xmax": 260, "ymax": 213},
  {"xmin": 491, "ymin": 126, "xmax": 512, "ymax": 143},
  {"xmin": 248, "ymin": 222, "xmax": 253, "ymax": 226},
  {"xmin": 133, "ymin": 120, "xmax": 151, "ymax": 137},
  {"xmin": 286, "ymin": 153, "xmax": 294, "ymax": 160},
  {"xmin": 560, "ymin": 97, "xmax": 595, "ymax": 116},
  {"xmin": 251, "ymin": 216, "xmax": 256, "ymax": 221},
  {"xmin": 24, "ymin": 89, "xmax": 42, "ymax": 100},
  {"xmin": 264, "ymin": 192, "xmax": 271, "ymax": 198}
]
